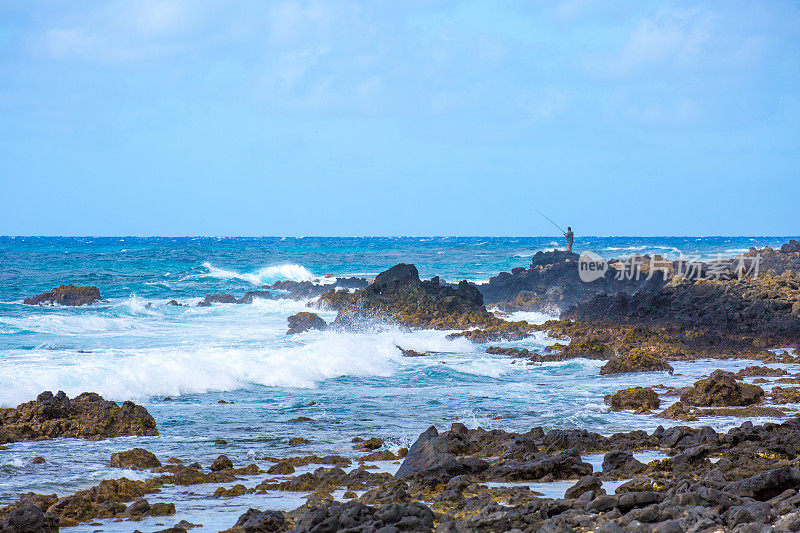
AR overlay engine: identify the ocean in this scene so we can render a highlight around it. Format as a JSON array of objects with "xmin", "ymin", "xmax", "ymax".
[{"xmin": 0, "ymin": 236, "xmax": 797, "ymax": 531}]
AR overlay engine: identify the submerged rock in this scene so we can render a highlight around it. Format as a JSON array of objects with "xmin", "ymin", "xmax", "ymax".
[
  {"xmin": 24, "ymin": 284, "xmax": 102, "ymax": 306},
  {"xmin": 286, "ymin": 312, "xmax": 327, "ymax": 335},
  {"xmin": 197, "ymin": 294, "xmax": 238, "ymax": 307},
  {"xmin": 605, "ymin": 387, "xmax": 660, "ymax": 413},
  {"xmin": 0, "ymin": 391, "xmax": 158, "ymax": 443}
]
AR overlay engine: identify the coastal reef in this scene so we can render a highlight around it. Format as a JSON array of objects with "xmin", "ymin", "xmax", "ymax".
[
  {"xmin": 320, "ymin": 263, "xmax": 533, "ymax": 339},
  {"xmin": 0, "ymin": 391, "xmax": 158, "ymax": 444}
]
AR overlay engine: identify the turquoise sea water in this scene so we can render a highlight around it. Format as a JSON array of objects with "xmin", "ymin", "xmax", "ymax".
[{"xmin": 0, "ymin": 236, "xmax": 798, "ymax": 531}]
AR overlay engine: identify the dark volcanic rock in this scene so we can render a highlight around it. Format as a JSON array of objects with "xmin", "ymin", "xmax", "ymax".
[
  {"xmin": 289, "ymin": 500, "xmax": 434, "ymax": 532},
  {"xmin": 0, "ymin": 391, "xmax": 158, "ymax": 444},
  {"xmin": 210, "ymin": 455, "xmax": 233, "ymax": 472},
  {"xmin": 602, "ymin": 450, "xmax": 646, "ymax": 477},
  {"xmin": 0, "ymin": 505, "xmax": 58, "ymax": 533},
  {"xmin": 395, "ymin": 426, "xmax": 464, "ymax": 482},
  {"xmin": 565, "ymin": 475, "xmax": 604, "ymax": 499},
  {"xmin": 24, "ymin": 284, "xmax": 101, "ymax": 306},
  {"xmin": 486, "ymin": 448, "xmax": 592, "ymax": 481},
  {"xmin": 197, "ymin": 294, "xmax": 238, "ymax": 307},
  {"xmin": 286, "ymin": 312, "xmax": 327, "ymax": 335},
  {"xmin": 605, "ymin": 387, "xmax": 660, "ymax": 413},
  {"xmin": 267, "ymin": 277, "xmax": 368, "ymax": 300},
  {"xmin": 567, "ymin": 269, "xmax": 800, "ymax": 345},
  {"xmin": 109, "ymin": 448, "xmax": 161, "ymax": 470},
  {"xmin": 680, "ymin": 370, "xmax": 765, "ymax": 407},
  {"xmin": 480, "ymin": 250, "xmax": 656, "ymax": 312},
  {"xmin": 331, "ymin": 263, "xmax": 525, "ymax": 334},
  {"xmin": 232, "ymin": 508, "xmax": 286, "ymax": 532}
]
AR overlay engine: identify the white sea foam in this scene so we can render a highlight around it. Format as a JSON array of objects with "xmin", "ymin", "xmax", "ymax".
[
  {"xmin": 199, "ymin": 262, "xmax": 326, "ymax": 285},
  {"xmin": 0, "ymin": 327, "xmax": 475, "ymax": 406}
]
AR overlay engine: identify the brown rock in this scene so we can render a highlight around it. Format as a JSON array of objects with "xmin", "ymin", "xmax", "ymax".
[
  {"xmin": 600, "ymin": 350, "xmax": 673, "ymax": 375},
  {"xmin": 680, "ymin": 370, "xmax": 764, "ymax": 407},
  {"xmin": 109, "ymin": 448, "xmax": 161, "ymax": 470},
  {"xmin": 24, "ymin": 284, "xmax": 102, "ymax": 306},
  {"xmin": 0, "ymin": 391, "xmax": 158, "ymax": 444},
  {"xmin": 210, "ymin": 455, "xmax": 233, "ymax": 472},
  {"xmin": 286, "ymin": 312, "xmax": 328, "ymax": 335},
  {"xmin": 604, "ymin": 387, "xmax": 660, "ymax": 413}
]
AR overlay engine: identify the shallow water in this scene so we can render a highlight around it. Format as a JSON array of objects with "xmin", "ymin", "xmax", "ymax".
[{"xmin": 1, "ymin": 236, "xmax": 798, "ymax": 531}]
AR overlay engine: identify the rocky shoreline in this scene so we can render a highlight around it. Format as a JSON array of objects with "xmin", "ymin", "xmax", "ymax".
[{"xmin": 4, "ymin": 241, "xmax": 800, "ymax": 532}]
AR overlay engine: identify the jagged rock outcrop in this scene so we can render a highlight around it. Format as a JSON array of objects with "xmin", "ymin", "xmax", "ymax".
[
  {"xmin": 24, "ymin": 284, "xmax": 102, "ymax": 306},
  {"xmin": 680, "ymin": 370, "xmax": 765, "ymax": 407},
  {"xmin": 327, "ymin": 264, "xmax": 531, "ymax": 338},
  {"xmin": 0, "ymin": 391, "xmax": 158, "ymax": 443},
  {"xmin": 567, "ymin": 269, "xmax": 800, "ymax": 345},
  {"xmin": 480, "ymin": 250, "xmax": 658, "ymax": 312}
]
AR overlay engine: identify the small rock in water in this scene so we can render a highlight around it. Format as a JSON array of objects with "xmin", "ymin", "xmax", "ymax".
[
  {"xmin": 32, "ymin": 456, "xmax": 45, "ymax": 464},
  {"xmin": 210, "ymin": 455, "xmax": 233, "ymax": 471},
  {"xmin": 109, "ymin": 448, "xmax": 162, "ymax": 470}
]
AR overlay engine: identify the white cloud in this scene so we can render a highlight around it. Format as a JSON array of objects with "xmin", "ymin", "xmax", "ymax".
[
  {"xmin": 586, "ymin": 7, "xmax": 714, "ymax": 77},
  {"xmin": 34, "ymin": 0, "xmax": 211, "ymax": 62}
]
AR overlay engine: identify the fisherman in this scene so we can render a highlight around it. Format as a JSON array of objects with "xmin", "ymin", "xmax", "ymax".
[{"xmin": 565, "ymin": 227, "xmax": 574, "ymax": 252}]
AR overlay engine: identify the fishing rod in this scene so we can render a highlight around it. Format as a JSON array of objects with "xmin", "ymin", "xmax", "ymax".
[{"xmin": 536, "ymin": 210, "xmax": 567, "ymax": 235}]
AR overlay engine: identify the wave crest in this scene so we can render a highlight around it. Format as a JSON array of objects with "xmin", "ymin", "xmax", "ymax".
[{"xmin": 200, "ymin": 262, "xmax": 322, "ymax": 285}]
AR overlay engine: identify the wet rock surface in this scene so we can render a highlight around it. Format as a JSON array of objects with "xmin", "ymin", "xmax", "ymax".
[
  {"xmin": 109, "ymin": 448, "xmax": 162, "ymax": 470},
  {"xmin": 480, "ymin": 250, "xmax": 653, "ymax": 312},
  {"xmin": 206, "ymin": 417, "xmax": 800, "ymax": 532},
  {"xmin": 605, "ymin": 387, "xmax": 661, "ymax": 413},
  {"xmin": 323, "ymin": 263, "xmax": 533, "ymax": 339},
  {"xmin": 0, "ymin": 391, "xmax": 158, "ymax": 443},
  {"xmin": 680, "ymin": 370, "xmax": 765, "ymax": 407},
  {"xmin": 286, "ymin": 312, "xmax": 327, "ymax": 335},
  {"xmin": 23, "ymin": 284, "xmax": 102, "ymax": 306},
  {"xmin": 600, "ymin": 351, "xmax": 674, "ymax": 375}
]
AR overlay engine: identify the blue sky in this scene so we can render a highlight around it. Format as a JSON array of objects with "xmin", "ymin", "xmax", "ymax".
[{"xmin": 1, "ymin": 1, "xmax": 798, "ymax": 236}]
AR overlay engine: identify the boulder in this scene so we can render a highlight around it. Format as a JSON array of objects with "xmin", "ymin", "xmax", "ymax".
[
  {"xmin": 232, "ymin": 508, "xmax": 286, "ymax": 532},
  {"xmin": 725, "ymin": 466, "xmax": 800, "ymax": 500},
  {"xmin": 602, "ymin": 451, "xmax": 646, "ymax": 477},
  {"xmin": 0, "ymin": 505, "xmax": 58, "ymax": 533},
  {"xmin": 24, "ymin": 284, "xmax": 101, "ymax": 306},
  {"xmin": 486, "ymin": 448, "xmax": 592, "ymax": 481},
  {"xmin": 286, "ymin": 312, "xmax": 327, "ymax": 335},
  {"xmin": 109, "ymin": 448, "xmax": 161, "ymax": 470},
  {"xmin": 605, "ymin": 387, "xmax": 660, "ymax": 413},
  {"xmin": 0, "ymin": 391, "xmax": 158, "ymax": 444},
  {"xmin": 600, "ymin": 350, "xmax": 674, "ymax": 375},
  {"xmin": 287, "ymin": 500, "xmax": 434, "ymax": 533},
  {"xmin": 395, "ymin": 426, "xmax": 464, "ymax": 482},
  {"xmin": 565, "ymin": 475, "xmax": 605, "ymax": 500},
  {"xmin": 210, "ymin": 455, "xmax": 233, "ymax": 472},
  {"xmin": 680, "ymin": 370, "xmax": 765, "ymax": 407}
]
